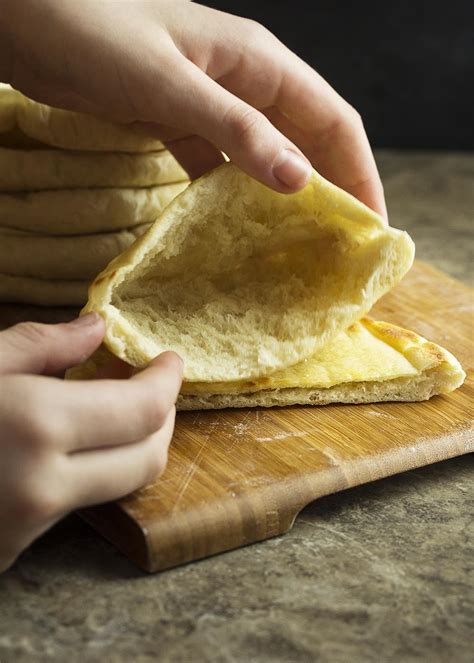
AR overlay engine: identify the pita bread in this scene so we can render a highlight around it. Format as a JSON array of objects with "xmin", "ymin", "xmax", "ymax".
[
  {"xmin": 178, "ymin": 319, "xmax": 465, "ymax": 409},
  {"xmin": 15, "ymin": 91, "xmax": 164, "ymax": 152},
  {"xmin": 0, "ymin": 84, "xmax": 45, "ymax": 148},
  {"xmin": 0, "ymin": 147, "xmax": 187, "ymax": 191},
  {"xmin": 0, "ymin": 273, "xmax": 88, "ymax": 306},
  {"xmin": 0, "ymin": 85, "xmax": 45, "ymax": 149},
  {"xmin": 65, "ymin": 319, "xmax": 465, "ymax": 408},
  {"xmin": 0, "ymin": 225, "xmax": 150, "ymax": 280},
  {"xmin": 82, "ymin": 163, "xmax": 415, "ymax": 382},
  {"xmin": 0, "ymin": 84, "xmax": 18, "ymax": 133},
  {"xmin": 0, "ymin": 127, "xmax": 46, "ymax": 150},
  {"xmin": 0, "ymin": 182, "xmax": 189, "ymax": 235}
]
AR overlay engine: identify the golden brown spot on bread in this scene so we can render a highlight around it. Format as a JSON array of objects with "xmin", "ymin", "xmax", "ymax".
[
  {"xmin": 374, "ymin": 322, "xmax": 418, "ymax": 342},
  {"xmin": 425, "ymin": 343, "xmax": 445, "ymax": 361}
]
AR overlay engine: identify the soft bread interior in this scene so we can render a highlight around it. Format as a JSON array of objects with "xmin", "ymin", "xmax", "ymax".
[
  {"xmin": 179, "ymin": 318, "xmax": 466, "ymax": 409},
  {"xmin": 180, "ymin": 320, "xmax": 420, "ymax": 395},
  {"xmin": 84, "ymin": 164, "xmax": 415, "ymax": 382},
  {"xmin": 65, "ymin": 318, "xmax": 466, "ymax": 409}
]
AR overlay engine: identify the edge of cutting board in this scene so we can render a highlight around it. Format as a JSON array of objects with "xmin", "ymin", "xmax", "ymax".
[
  {"xmin": 79, "ymin": 260, "xmax": 473, "ymax": 572},
  {"xmin": 80, "ymin": 420, "xmax": 472, "ymax": 572}
]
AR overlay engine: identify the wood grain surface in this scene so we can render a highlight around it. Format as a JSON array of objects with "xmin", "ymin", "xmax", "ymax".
[{"xmin": 1, "ymin": 261, "xmax": 472, "ymax": 572}]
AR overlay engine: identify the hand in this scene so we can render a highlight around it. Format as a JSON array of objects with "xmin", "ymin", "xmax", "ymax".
[
  {"xmin": 1, "ymin": 0, "xmax": 386, "ymax": 217},
  {"xmin": 0, "ymin": 313, "xmax": 183, "ymax": 573}
]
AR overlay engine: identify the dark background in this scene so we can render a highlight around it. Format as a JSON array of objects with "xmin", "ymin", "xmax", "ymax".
[{"xmin": 203, "ymin": 1, "xmax": 473, "ymax": 149}]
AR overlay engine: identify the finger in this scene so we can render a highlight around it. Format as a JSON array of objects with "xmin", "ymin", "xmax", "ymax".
[
  {"xmin": 143, "ymin": 55, "xmax": 312, "ymax": 193},
  {"xmin": 130, "ymin": 125, "xmax": 227, "ymax": 180},
  {"xmin": 209, "ymin": 30, "xmax": 386, "ymax": 217},
  {"xmin": 95, "ymin": 355, "xmax": 134, "ymax": 380},
  {"xmin": 0, "ymin": 313, "xmax": 105, "ymax": 376},
  {"xmin": 265, "ymin": 106, "xmax": 388, "ymax": 220},
  {"xmin": 165, "ymin": 134, "xmax": 226, "ymax": 180},
  {"xmin": 270, "ymin": 55, "xmax": 387, "ymax": 218},
  {"xmin": 59, "ymin": 351, "xmax": 183, "ymax": 451},
  {"xmin": 66, "ymin": 407, "xmax": 176, "ymax": 508}
]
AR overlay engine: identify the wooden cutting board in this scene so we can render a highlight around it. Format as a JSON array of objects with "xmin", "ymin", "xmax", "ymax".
[
  {"xmin": 1, "ymin": 261, "xmax": 472, "ymax": 571},
  {"xmin": 79, "ymin": 261, "xmax": 473, "ymax": 572}
]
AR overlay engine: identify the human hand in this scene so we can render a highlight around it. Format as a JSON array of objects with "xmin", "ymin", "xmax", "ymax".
[
  {"xmin": 0, "ymin": 313, "xmax": 183, "ymax": 573},
  {"xmin": 1, "ymin": 0, "xmax": 386, "ymax": 217}
]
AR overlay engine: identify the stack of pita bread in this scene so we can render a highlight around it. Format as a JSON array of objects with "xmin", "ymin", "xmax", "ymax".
[
  {"xmin": 67, "ymin": 164, "xmax": 465, "ymax": 409},
  {"xmin": 0, "ymin": 84, "xmax": 189, "ymax": 306}
]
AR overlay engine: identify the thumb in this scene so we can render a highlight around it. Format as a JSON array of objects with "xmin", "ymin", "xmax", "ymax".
[
  {"xmin": 152, "ymin": 59, "xmax": 312, "ymax": 192},
  {"xmin": 0, "ymin": 313, "xmax": 105, "ymax": 376}
]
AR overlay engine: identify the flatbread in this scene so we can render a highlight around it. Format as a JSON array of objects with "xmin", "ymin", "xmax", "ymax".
[
  {"xmin": 65, "ymin": 319, "xmax": 466, "ymax": 408},
  {"xmin": 0, "ymin": 147, "xmax": 188, "ymax": 191},
  {"xmin": 0, "ymin": 85, "xmax": 45, "ymax": 149},
  {"xmin": 0, "ymin": 84, "xmax": 18, "ymax": 133},
  {"xmin": 13, "ymin": 89, "xmax": 164, "ymax": 152},
  {"xmin": 83, "ymin": 163, "xmax": 415, "ymax": 382},
  {"xmin": 178, "ymin": 319, "xmax": 466, "ymax": 409},
  {"xmin": 0, "ymin": 224, "xmax": 150, "ymax": 279},
  {"xmin": 0, "ymin": 273, "xmax": 88, "ymax": 306},
  {"xmin": 0, "ymin": 182, "xmax": 189, "ymax": 234}
]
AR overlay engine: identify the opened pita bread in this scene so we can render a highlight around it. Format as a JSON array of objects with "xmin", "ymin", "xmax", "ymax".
[
  {"xmin": 0, "ymin": 182, "xmax": 189, "ymax": 235},
  {"xmin": 16, "ymin": 92, "xmax": 164, "ymax": 152},
  {"xmin": 82, "ymin": 163, "xmax": 415, "ymax": 382},
  {"xmin": 0, "ymin": 147, "xmax": 187, "ymax": 191},
  {"xmin": 66, "ymin": 319, "xmax": 465, "ymax": 407},
  {"xmin": 0, "ymin": 273, "xmax": 88, "ymax": 306},
  {"xmin": 0, "ymin": 224, "xmax": 150, "ymax": 280},
  {"xmin": 178, "ymin": 319, "xmax": 465, "ymax": 409}
]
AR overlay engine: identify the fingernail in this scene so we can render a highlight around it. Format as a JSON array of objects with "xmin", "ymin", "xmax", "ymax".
[
  {"xmin": 272, "ymin": 149, "xmax": 312, "ymax": 189},
  {"xmin": 154, "ymin": 351, "xmax": 184, "ymax": 368},
  {"xmin": 169, "ymin": 351, "xmax": 184, "ymax": 370},
  {"xmin": 70, "ymin": 312, "xmax": 101, "ymax": 327}
]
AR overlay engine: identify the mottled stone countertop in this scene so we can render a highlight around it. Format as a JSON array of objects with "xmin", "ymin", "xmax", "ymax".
[{"xmin": 0, "ymin": 151, "xmax": 473, "ymax": 663}]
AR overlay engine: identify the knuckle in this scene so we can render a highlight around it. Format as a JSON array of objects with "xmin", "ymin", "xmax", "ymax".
[
  {"xmin": 345, "ymin": 104, "xmax": 364, "ymax": 129},
  {"xmin": 144, "ymin": 396, "xmax": 170, "ymax": 433},
  {"xmin": 144, "ymin": 448, "xmax": 168, "ymax": 485},
  {"xmin": 12, "ymin": 382, "xmax": 65, "ymax": 451},
  {"xmin": 243, "ymin": 18, "xmax": 272, "ymax": 42},
  {"xmin": 224, "ymin": 103, "xmax": 264, "ymax": 148},
  {"xmin": 17, "ymin": 408, "xmax": 57, "ymax": 452},
  {"xmin": 15, "ymin": 483, "xmax": 62, "ymax": 523},
  {"xmin": 321, "ymin": 105, "xmax": 364, "ymax": 144}
]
